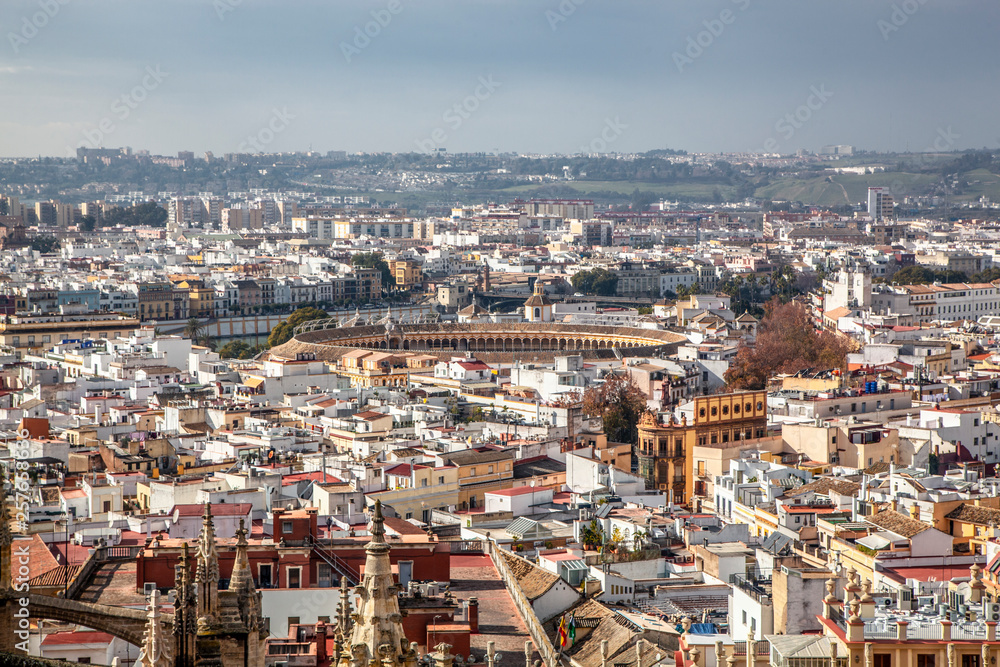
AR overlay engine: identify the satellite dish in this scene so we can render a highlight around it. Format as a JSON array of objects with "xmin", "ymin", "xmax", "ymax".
[{"xmin": 495, "ymin": 654, "xmax": 502, "ymax": 663}]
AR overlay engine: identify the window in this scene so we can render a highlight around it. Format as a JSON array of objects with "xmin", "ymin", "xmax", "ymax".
[
  {"xmin": 318, "ymin": 563, "xmax": 332, "ymax": 588},
  {"xmin": 488, "ymin": 465, "xmax": 494, "ymax": 474},
  {"xmin": 756, "ymin": 401, "xmax": 763, "ymax": 411},
  {"xmin": 470, "ymin": 467, "xmax": 476, "ymax": 476},
  {"xmin": 962, "ymin": 656, "xmax": 980, "ymax": 667},
  {"xmin": 103, "ymin": 500, "xmax": 111, "ymax": 513},
  {"xmin": 439, "ymin": 476, "xmax": 445, "ymax": 484},
  {"xmin": 722, "ymin": 405, "xmax": 729, "ymax": 416},
  {"xmin": 405, "ymin": 512, "xmax": 413, "ymax": 519},
  {"xmin": 282, "ymin": 521, "xmax": 293, "ymax": 534},
  {"xmin": 288, "ymin": 567, "xmax": 301, "ymax": 589},
  {"xmin": 711, "ymin": 406, "xmax": 717, "ymax": 416},
  {"xmin": 257, "ymin": 563, "xmax": 271, "ymax": 588}
]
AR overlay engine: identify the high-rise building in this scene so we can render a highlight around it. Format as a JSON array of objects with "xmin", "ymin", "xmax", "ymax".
[{"xmin": 867, "ymin": 187, "xmax": 894, "ymax": 221}]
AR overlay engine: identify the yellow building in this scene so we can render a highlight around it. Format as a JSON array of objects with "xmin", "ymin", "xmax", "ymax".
[
  {"xmin": 333, "ymin": 350, "xmax": 436, "ymax": 388},
  {"xmin": 637, "ymin": 391, "xmax": 768, "ymax": 505},
  {"xmin": 372, "ymin": 463, "xmax": 460, "ymax": 522},
  {"xmin": 436, "ymin": 448, "xmax": 515, "ymax": 510},
  {"xmin": 389, "ymin": 259, "xmax": 423, "ymax": 289},
  {"xmin": 782, "ymin": 419, "xmax": 901, "ymax": 469}
]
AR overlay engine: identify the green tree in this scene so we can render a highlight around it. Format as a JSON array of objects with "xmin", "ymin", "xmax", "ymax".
[
  {"xmin": 571, "ymin": 268, "xmax": 618, "ymax": 296},
  {"xmin": 217, "ymin": 340, "xmax": 265, "ymax": 360},
  {"xmin": 352, "ymin": 252, "xmax": 393, "ymax": 291},
  {"xmin": 888, "ymin": 265, "xmax": 968, "ymax": 285},
  {"xmin": 30, "ymin": 235, "xmax": 60, "ymax": 253},
  {"xmin": 102, "ymin": 201, "xmax": 168, "ymax": 227},
  {"xmin": 582, "ymin": 373, "xmax": 647, "ymax": 445},
  {"xmin": 581, "ymin": 520, "xmax": 604, "ymax": 550},
  {"xmin": 266, "ymin": 307, "xmax": 328, "ymax": 348},
  {"xmin": 79, "ymin": 215, "xmax": 97, "ymax": 232},
  {"xmin": 971, "ymin": 267, "xmax": 1000, "ymax": 283},
  {"xmin": 183, "ymin": 317, "xmax": 205, "ymax": 341}
]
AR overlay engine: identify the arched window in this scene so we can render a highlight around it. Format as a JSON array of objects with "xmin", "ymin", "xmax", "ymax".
[{"xmin": 534, "ymin": 307, "xmax": 540, "ymax": 319}]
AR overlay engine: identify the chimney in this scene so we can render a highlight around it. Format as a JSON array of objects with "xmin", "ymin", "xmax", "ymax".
[
  {"xmin": 468, "ymin": 597, "xmax": 479, "ymax": 633},
  {"xmin": 315, "ymin": 621, "xmax": 327, "ymax": 663}
]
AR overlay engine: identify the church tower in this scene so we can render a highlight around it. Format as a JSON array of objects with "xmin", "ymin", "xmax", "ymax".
[
  {"xmin": 339, "ymin": 500, "xmax": 419, "ymax": 667},
  {"xmin": 523, "ymin": 281, "xmax": 553, "ymax": 323}
]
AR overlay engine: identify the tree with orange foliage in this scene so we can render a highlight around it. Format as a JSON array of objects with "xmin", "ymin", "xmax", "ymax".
[
  {"xmin": 725, "ymin": 299, "xmax": 851, "ymax": 390},
  {"xmin": 582, "ymin": 373, "xmax": 648, "ymax": 445}
]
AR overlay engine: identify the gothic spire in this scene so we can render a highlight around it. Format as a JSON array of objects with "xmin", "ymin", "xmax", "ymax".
[
  {"xmin": 137, "ymin": 589, "xmax": 173, "ymax": 667},
  {"xmin": 339, "ymin": 500, "xmax": 416, "ymax": 667},
  {"xmin": 195, "ymin": 503, "xmax": 219, "ymax": 622},
  {"xmin": 229, "ymin": 518, "xmax": 254, "ymax": 594}
]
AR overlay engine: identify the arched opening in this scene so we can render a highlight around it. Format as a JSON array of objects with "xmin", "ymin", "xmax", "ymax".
[{"xmin": 534, "ymin": 307, "xmax": 540, "ymax": 319}]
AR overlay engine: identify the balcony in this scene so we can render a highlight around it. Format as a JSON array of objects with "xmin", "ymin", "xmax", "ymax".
[{"xmin": 730, "ymin": 573, "xmax": 772, "ymax": 604}]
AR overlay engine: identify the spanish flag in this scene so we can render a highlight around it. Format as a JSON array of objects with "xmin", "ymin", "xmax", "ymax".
[{"xmin": 558, "ymin": 615, "xmax": 568, "ymax": 649}]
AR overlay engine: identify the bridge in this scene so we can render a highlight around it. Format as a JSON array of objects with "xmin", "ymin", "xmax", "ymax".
[
  {"xmin": 0, "ymin": 537, "xmax": 173, "ymax": 653},
  {"xmin": 473, "ymin": 291, "xmax": 656, "ymax": 309}
]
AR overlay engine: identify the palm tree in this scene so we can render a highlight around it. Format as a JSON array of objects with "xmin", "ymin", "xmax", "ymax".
[
  {"xmin": 183, "ymin": 317, "xmax": 204, "ymax": 341},
  {"xmin": 197, "ymin": 333, "xmax": 216, "ymax": 351}
]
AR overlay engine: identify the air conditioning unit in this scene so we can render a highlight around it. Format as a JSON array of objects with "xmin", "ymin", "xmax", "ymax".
[
  {"xmin": 986, "ymin": 603, "xmax": 1000, "ymax": 622},
  {"xmin": 143, "ymin": 582, "xmax": 156, "ymax": 596},
  {"xmin": 874, "ymin": 597, "xmax": 893, "ymax": 608}
]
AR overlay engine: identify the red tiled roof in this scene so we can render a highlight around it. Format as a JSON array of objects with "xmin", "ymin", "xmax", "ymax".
[{"xmin": 42, "ymin": 631, "xmax": 115, "ymax": 646}]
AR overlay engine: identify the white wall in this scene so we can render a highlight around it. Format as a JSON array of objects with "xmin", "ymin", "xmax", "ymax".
[
  {"xmin": 261, "ymin": 588, "xmax": 358, "ymax": 639},
  {"xmin": 531, "ymin": 577, "xmax": 581, "ymax": 623}
]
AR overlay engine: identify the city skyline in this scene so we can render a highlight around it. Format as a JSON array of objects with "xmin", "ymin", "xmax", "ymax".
[{"xmin": 0, "ymin": 0, "xmax": 997, "ymax": 157}]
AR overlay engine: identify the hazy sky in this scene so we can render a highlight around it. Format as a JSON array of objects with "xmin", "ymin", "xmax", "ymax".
[{"xmin": 0, "ymin": 0, "xmax": 997, "ymax": 157}]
